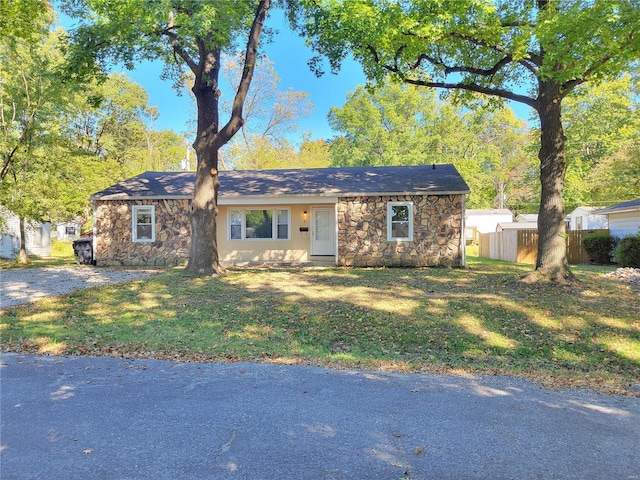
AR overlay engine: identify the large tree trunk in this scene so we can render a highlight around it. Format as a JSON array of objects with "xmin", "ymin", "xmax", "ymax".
[
  {"xmin": 528, "ymin": 80, "xmax": 573, "ymax": 283},
  {"xmin": 184, "ymin": 147, "xmax": 223, "ymax": 276},
  {"xmin": 183, "ymin": 62, "xmax": 225, "ymax": 277},
  {"xmin": 18, "ymin": 215, "xmax": 28, "ymax": 264},
  {"xmin": 181, "ymin": 0, "xmax": 270, "ymax": 277}
]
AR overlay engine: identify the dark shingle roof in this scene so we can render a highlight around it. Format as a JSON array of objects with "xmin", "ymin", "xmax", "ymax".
[
  {"xmin": 89, "ymin": 165, "xmax": 470, "ymax": 200},
  {"xmin": 595, "ymin": 198, "xmax": 640, "ymax": 214}
]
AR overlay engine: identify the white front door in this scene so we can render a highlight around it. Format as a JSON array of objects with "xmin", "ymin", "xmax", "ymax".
[{"xmin": 311, "ymin": 207, "xmax": 335, "ymax": 256}]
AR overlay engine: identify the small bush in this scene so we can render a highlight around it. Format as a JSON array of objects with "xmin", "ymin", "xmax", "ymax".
[
  {"xmin": 581, "ymin": 231, "xmax": 618, "ymax": 264},
  {"xmin": 614, "ymin": 234, "xmax": 640, "ymax": 267}
]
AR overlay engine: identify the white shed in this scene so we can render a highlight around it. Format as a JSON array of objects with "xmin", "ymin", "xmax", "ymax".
[
  {"xmin": 0, "ymin": 207, "xmax": 51, "ymax": 258},
  {"xmin": 55, "ymin": 220, "xmax": 83, "ymax": 240},
  {"xmin": 568, "ymin": 206, "xmax": 608, "ymax": 231},
  {"xmin": 465, "ymin": 209, "xmax": 513, "ymax": 242},
  {"xmin": 595, "ymin": 199, "xmax": 640, "ymax": 238}
]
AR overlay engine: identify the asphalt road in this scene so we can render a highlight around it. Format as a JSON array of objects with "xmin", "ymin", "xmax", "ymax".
[{"xmin": 1, "ymin": 353, "xmax": 639, "ymax": 479}]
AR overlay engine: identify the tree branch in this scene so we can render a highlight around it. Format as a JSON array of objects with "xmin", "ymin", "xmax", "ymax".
[
  {"xmin": 401, "ymin": 28, "xmax": 541, "ymax": 78},
  {"xmin": 520, "ymin": 56, "xmax": 540, "ymax": 76},
  {"xmin": 500, "ymin": 20, "xmax": 535, "ymax": 28},
  {"xmin": 162, "ymin": 11, "xmax": 197, "ymax": 72},
  {"xmin": 412, "ymin": 52, "xmax": 514, "ymax": 78},
  {"xmin": 559, "ymin": 77, "xmax": 587, "ymax": 97},
  {"xmin": 195, "ymin": 35, "xmax": 209, "ymax": 74},
  {"xmin": 367, "ymin": 43, "xmax": 537, "ymax": 109},
  {"xmin": 384, "ymin": 62, "xmax": 537, "ymax": 109},
  {"xmin": 560, "ymin": 27, "xmax": 637, "ymax": 99},
  {"xmin": 1, "ymin": 73, "xmax": 44, "ymax": 180},
  {"xmin": 447, "ymin": 31, "xmax": 510, "ymax": 54},
  {"xmin": 215, "ymin": 0, "xmax": 271, "ymax": 149},
  {"xmin": 447, "ymin": 31, "xmax": 542, "ymax": 76}
]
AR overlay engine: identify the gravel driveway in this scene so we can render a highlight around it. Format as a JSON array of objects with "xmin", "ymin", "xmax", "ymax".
[{"xmin": 0, "ymin": 266, "xmax": 161, "ymax": 308}]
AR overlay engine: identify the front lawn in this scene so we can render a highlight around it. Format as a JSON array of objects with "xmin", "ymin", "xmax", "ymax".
[{"xmin": 1, "ymin": 257, "xmax": 638, "ymax": 395}]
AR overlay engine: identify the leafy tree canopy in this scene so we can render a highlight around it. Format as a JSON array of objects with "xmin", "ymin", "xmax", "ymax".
[
  {"xmin": 328, "ymin": 79, "xmax": 537, "ymax": 210},
  {"xmin": 289, "ymin": 0, "xmax": 640, "ymax": 283},
  {"xmin": 0, "ymin": 0, "xmax": 52, "ymax": 46},
  {"xmin": 1, "ymin": 15, "xmax": 185, "ymax": 226},
  {"xmin": 62, "ymin": 0, "xmax": 274, "ymax": 275},
  {"xmin": 61, "ymin": 0, "xmax": 260, "ymax": 83},
  {"xmin": 290, "ymin": 0, "xmax": 640, "ymax": 106},
  {"xmin": 562, "ymin": 71, "xmax": 640, "ymax": 207}
]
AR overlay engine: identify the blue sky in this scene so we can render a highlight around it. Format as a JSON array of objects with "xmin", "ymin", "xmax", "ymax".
[
  {"xmin": 119, "ymin": 11, "xmax": 367, "ymax": 144},
  {"xmin": 58, "ymin": 7, "xmax": 532, "ymax": 145}
]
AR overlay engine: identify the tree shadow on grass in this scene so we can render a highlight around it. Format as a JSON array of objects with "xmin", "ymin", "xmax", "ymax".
[{"xmin": 1, "ymin": 263, "xmax": 638, "ymax": 395}]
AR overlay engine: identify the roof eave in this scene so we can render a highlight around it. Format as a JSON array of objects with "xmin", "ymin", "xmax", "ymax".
[
  {"xmin": 90, "ymin": 190, "xmax": 470, "ymax": 202},
  {"xmin": 90, "ymin": 194, "xmax": 192, "ymax": 201},
  {"xmin": 595, "ymin": 207, "xmax": 640, "ymax": 215},
  {"xmin": 335, "ymin": 190, "xmax": 470, "ymax": 197}
]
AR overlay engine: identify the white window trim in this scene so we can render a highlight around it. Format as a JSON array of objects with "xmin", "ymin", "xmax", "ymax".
[
  {"xmin": 387, "ymin": 201, "xmax": 414, "ymax": 241},
  {"xmin": 228, "ymin": 208, "xmax": 291, "ymax": 241},
  {"xmin": 276, "ymin": 208, "xmax": 291, "ymax": 241},
  {"xmin": 132, "ymin": 205, "xmax": 155, "ymax": 243},
  {"xmin": 229, "ymin": 209, "xmax": 243, "ymax": 240}
]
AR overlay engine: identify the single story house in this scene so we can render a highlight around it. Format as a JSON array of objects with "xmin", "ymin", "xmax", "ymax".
[
  {"xmin": 465, "ymin": 209, "xmax": 513, "ymax": 243},
  {"xmin": 595, "ymin": 198, "xmax": 640, "ymax": 238},
  {"xmin": 89, "ymin": 164, "xmax": 470, "ymax": 268},
  {"xmin": 0, "ymin": 207, "xmax": 51, "ymax": 258},
  {"xmin": 567, "ymin": 206, "xmax": 608, "ymax": 231}
]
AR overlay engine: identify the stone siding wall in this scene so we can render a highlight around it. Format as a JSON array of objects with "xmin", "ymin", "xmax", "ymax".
[
  {"xmin": 94, "ymin": 199, "xmax": 191, "ymax": 266},
  {"xmin": 337, "ymin": 195, "xmax": 464, "ymax": 267}
]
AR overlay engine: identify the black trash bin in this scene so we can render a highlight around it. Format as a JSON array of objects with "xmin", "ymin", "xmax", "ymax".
[{"xmin": 73, "ymin": 238, "xmax": 94, "ymax": 265}]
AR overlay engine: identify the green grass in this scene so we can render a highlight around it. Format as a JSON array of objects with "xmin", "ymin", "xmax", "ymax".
[
  {"xmin": 465, "ymin": 244, "xmax": 479, "ymax": 257},
  {"xmin": 1, "ymin": 257, "xmax": 638, "ymax": 395},
  {"xmin": 0, "ymin": 240, "xmax": 76, "ymax": 269},
  {"xmin": 50, "ymin": 239, "xmax": 75, "ymax": 257}
]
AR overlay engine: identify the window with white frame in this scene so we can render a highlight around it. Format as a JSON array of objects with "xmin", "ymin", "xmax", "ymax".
[
  {"xmin": 387, "ymin": 201, "xmax": 414, "ymax": 241},
  {"xmin": 229, "ymin": 208, "xmax": 290, "ymax": 240},
  {"xmin": 132, "ymin": 205, "xmax": 155, "ymax": 242},
  {"xmin": 276, "ymin": 209, "xmax": 289, "ymax": 240},
  {"xmin": 230, "ymin": 210, "xmax": 243, "ymax": 240}
]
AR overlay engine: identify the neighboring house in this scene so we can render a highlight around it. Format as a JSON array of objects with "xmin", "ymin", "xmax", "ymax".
[
  {"xmin": 465, "ymin": 209, "xmax": 513, "ymax": 243},
  {"xmin": 0, "ymin": 207, "xmax": 51, "ymax": 258},
  {"xmin": 595, "ymin": 198, "xmax": 640, "ymax": 238},
  {"xmin": 55, "ymin": 219, "xmax": 83, "ymax": 241},
  {"xmin": 515, "ymin": 213, "xmax": 538, "ymax": 223},
  {"xmin": 568, "ymin": 206, "xmax": 608, "ymax": 231},
  {"xmin": 89, "ymin": 165, "xmax": 470, "ymax": 268},
  {"xmin": 496, "ymin": 221, "xmax": 538, "ymax": 232}
]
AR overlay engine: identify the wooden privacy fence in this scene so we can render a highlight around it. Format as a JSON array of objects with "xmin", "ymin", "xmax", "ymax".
[{"xmin": 478, "ymin": 229, "xmax": 609, "ymax": 265}]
